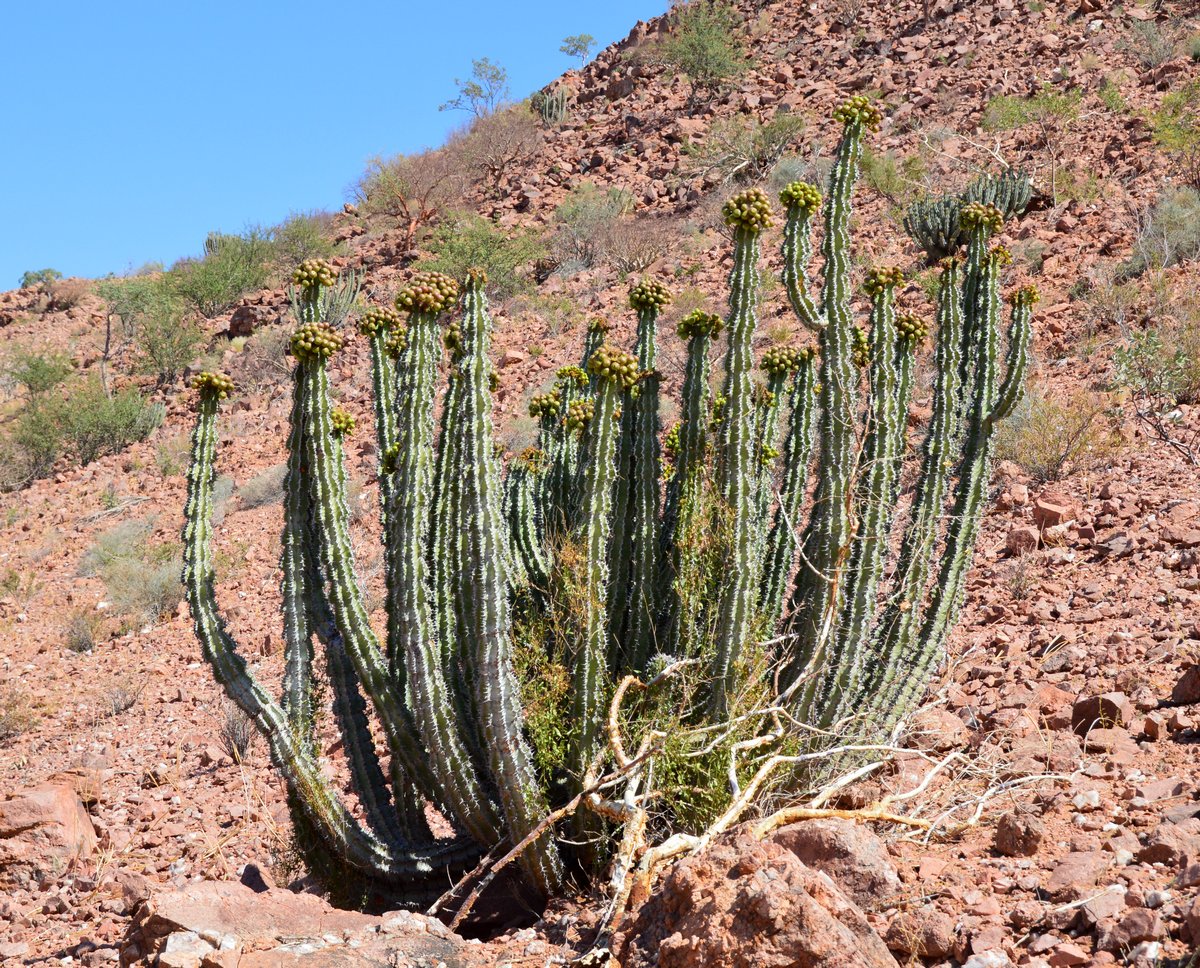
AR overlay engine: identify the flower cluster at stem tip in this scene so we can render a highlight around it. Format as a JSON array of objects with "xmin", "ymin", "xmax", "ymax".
[{"xmin": 291, "ymin": 322, "xmax": 344, "ymax": 363}]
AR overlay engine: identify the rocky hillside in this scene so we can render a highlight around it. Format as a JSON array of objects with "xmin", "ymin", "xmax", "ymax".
[{"xmin": 1, "ymin": 0, "xmax": 1199, "ymax": 964}]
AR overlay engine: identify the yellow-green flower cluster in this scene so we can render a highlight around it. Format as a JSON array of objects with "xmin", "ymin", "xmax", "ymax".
[
  {"xmin": 396, "ymin": 272, "xmax": 459, "ymax": 314},
  {"xmin": 833, "ymin": 95, "xmax": 882, "ymax": 132},
  {"xmin": 990, "ymin": 244, "xmax": 1013, "ymax": 267},
  {"xmin": 330, "ymin": 408, "xmax": 356, "ymax": 437},
  {"xmin": 358, "ymin": 305, "xmax": 402, "ymax": 337},
  {"xmin": 588, "ymin": 344, "xmax": 640, "ymax": 389},
  {"xmin": 1009, "ymin": 285, "xmax": 1040, "ymax": 308},
  {"xmin": 628, "ymin": 278, "xmax": 673, "ymax": 311},
  {"xmin": 529, "ymin": 389, "xmax": 563, "ymax": 420},
  {"xmin": 864, "ymin": 266, "xmax": 905, "ymax": 297},
  {"xmin": 779, "ymin": 181, "xmax": 821, "ymax": 215},
  {"xmin": 566, "ymin": 398, "xmax": 595, "ymax": 433},
  {"xmin": 587, "ymin": 317, "xmax": 611, "ymax": 335},
  {"xmin": 555, "ymin": 365, "xmax": 588, "ymax": 388},
  {"xmin": 292, "ymin": 258, "xmax": 338, "ymax": 291},
  {"xmin": 443, "ymin": 321, "xmax": 463, "ymax": 359},
  {"xmin": 722, "ymin": 188, "xmax": 774, "ymax": 234},
  {"xmin": 663, "ymin": 422, "xmax": 681, "ymax": 463},
  {"xmin": 192, "ymin": 371, "xmax": 235, "ymax": 403},
  {"xmin": 895, "ymin": 312, "xmax": 928, "ymax": 348},
  {"xmin": 851, "ymin": 325, "xmax": 871, "ymax": 368},
  {"xmin": 291, "ymin": 322, "xmax": 344, "ymax": 363},
  {"xmin": 382, "ymin": 443, "xmax": 400, "ymax": 474},
  {"xmin": 384, "ymin": 325, "xmax": 410, "ymax": 360},
  {"xmin": 960, "ymin": 202, "xmax": 1004, "ymax": 235},
  {"xmin": 760, "ymin": 442, "xmax": 780, "ymax": 466},
  {"xmin": 677, "ymin": 309, "xmax": 724, "ymax": 340},
  {"xmin": 761, "ymin": 345, "xmax": 804, "ymax": 377}
]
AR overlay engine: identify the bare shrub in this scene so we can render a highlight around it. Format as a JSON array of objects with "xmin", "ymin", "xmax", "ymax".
[
  {"xmin": 237, "ymin": 464, "xmax": 288, "ymax": 510},
  {"xmin": 606, "ymin": 218, "xmax": 674, "ymax": 274},
  {"xmin": 219, "ymin": 705, "xmax": 256, "ymax": 763},
  {"xmin": 0, "ymin": 689, "xmax": 36, "ymax": 743},
  {"xmin": 353, "ymin": 149, "xmax": 466, "ymax": 250},
  {"xmin": 458, "ymin": 106, "xmax": 543, "ymax": 196}
]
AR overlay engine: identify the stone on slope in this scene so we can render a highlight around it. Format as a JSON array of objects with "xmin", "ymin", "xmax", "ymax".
[
  {"xmin": 772, "ymin": 818, "xmax": 904, "ymax": 905},
  {"xmin": 0, "ymin": 784, "xmax": 97, "ymax": 889},
  {"xmin": 617, "ymin": 829, "xmax": 899, "ymax": 968},
  {"xmin": 122, "ymin": 880, "xmax": 464, "ymax": 967}
]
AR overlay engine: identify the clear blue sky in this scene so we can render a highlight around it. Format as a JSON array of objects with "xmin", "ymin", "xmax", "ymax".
[{"xmin": 0, "ymin": 0, "xmax": 664, "ymax": 286}]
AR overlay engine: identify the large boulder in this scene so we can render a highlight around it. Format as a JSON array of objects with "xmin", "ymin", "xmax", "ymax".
[
  {"xmin": 122, "ymin": 880, "xmax": 467, "ymax": 967},
  {"xmin": 0, "ymin": 784, "xmax": 96, "ymax": 888},
  {"xmin": 618, "ymin": 829, "xmax": 899, "ymax": 968}
]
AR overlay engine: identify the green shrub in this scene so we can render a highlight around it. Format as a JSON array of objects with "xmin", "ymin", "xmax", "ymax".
[
  {"xmin": 438, "ymin": 57, "xmax": 510, "ymax": 117},
  {"xmin": 172, "ymin": 230, "xmax": 274, "ymax": 317},
  {"xmin": 1098, "ymin": 75, "xmax": 1127, "ymax": 113},
  {"xmin": 83, "ymin": 519, "xmax": 183, "ymax": 625},
  {"xmin": 1189, "ymin": 33, "xmax": 1200, "ymax": 62},
  {"xmin": 8, "ymin": 350, "xmax": 73, "ymax": 400},
  {"xmin": 18, "ymin": 268, "xmax": 62, "ymax": 289},
  {"xmin": 421, "ymin": 213, "xmax": 548, "ymax": 298},
  {"xmin": 56, "ymin": 380, "xmax": 164, "ymax": 466},
  {"xmin": 859, "ymin": 145, "xmax": 926, "ymax": 204},
  {"xmin": 353, "ymin": 150, "xmax": 464, "ymax": 249},
  {"xmin": 97, "ymin": 272, "xmax": 205, "ymax": 384},
  {"xmin": 271, "ymin": 211, "xmax": 342, "ymax": 270},
  {"xmin": 64, "ymin": 610, "xmax": 103, "ymax": 653},
  {"xmin": 1124, "ymin": 187, "xmax": 1200, "ymax": 276},
  {"xmin": 983, "ymin": 86, "xmax": 1082, "ymax": 205},
  {"xmin": 659, "ymin": 0, "xmax": 750, "ymax": 106},
  {"xmin": 1150, "ymin": 81, "xmax": 1200, "ymax": 189},
  {"xmin": 1114, "ymin": 323, "xmax": 1200, "ymax": 406}
]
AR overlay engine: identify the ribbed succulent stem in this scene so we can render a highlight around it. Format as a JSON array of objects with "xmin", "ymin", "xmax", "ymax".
[
  {"xmin": 710, "ymin": 224, "xmax": 763, "ymax": 716},
  {"xmin": 457, "ymin": 274, "xmax": 563, "ymax": 896},
  {"xmin": 855, "ymin": 262, "xmax": 964, "ymax": 709},
  {"xmin": 184, "ymin": 379, "xmax": 478, "ymax": 886},
  {"xmin": 622, "ymin": 301, "xmax": 665, "ymax": 671},
  {"xmin": 815, "ymin": 281, "xmax": 911, "ymax": 725},
  {"xmin": 298, "ymin": 358, "xmax": 457, "ymax": 827},
  {"xmin": 781, "ymin": 193, "xmax": 821, "ymax": 330},
  {"xmin": 385, "ymin": 306, "xmax": 501, "ymax": 846},
  {"xmin": 661, "ymin": 316, "xmax": 720, "ymax": 654},
  {"xmin": 783, "ymin": 115, "xmax": 869, "ymax": 695},
  {"xmin": 759, "ymin": 355, "xmax": 817, "ymax": 632}
]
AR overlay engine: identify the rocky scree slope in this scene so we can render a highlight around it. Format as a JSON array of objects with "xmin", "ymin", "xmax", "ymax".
[{"xmin": 0, "ymin": 0, "xmax": 1199, "ymax": 963}]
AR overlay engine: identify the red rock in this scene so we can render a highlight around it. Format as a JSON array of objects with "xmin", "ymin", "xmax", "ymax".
[
  {"xmin": 0, "ymin": 785, "xmax": 97, "ymax": 889},
  {"xmin": 1045, "ymin": 852, "xmax": 1109, "ymax": 900},
  {"xmin": 1137, "ymin": 818, "xmax": 1200, "ymax": 866},
  {"xmin": 884, "ymin": 908, "xmax": 957, "ymax": 958},
  {"xmin": 994, "ymin": 811, "xmax": 1044, "ymax": 857},
  {"xmin": 1006, "ymin": 525, "xmax": 1040, "ymax": 555},
  {"xmin": 1071, "ymin": 693, "xmax": 1134, "ymax": 734},
  {"xmin": 772, "ymin": 818, "xmax": 903, "ymax": 906},
  {"xmin": 1106, "ymin": 908, "xmax": 1163, "ymax": 950},
  {"xmin": 1033, "ymin": 492, "xmax": 1079, "ymax": 529},
  {"xmin": 618, "ymin": 831, "xmax": 899, "ymax": 968},
  {"xmin": 1171, "ymin": 665, "xmax": 1200, "ymax": 704},
  {"xmin": 1047, "ymin": 942, "xmax": 1090, "ymax": 966},
  {"xmin": 907, "ymin": 707, "xmax": 969, "ymax": 752}
]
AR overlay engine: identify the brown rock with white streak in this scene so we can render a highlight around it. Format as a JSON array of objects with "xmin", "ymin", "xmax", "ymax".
[
  {"xmin": 0, "ymin": 784, "xmax": 96, "ymax": 888},
  {"xmin": 618, "ymin": 829, "xmax": 899, "ymax": 968}
]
